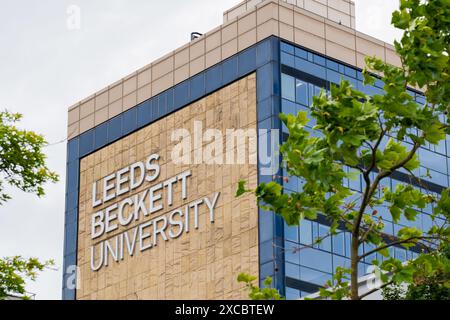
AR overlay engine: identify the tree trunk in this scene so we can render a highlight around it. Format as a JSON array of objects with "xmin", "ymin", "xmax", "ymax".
[{"xmin": 350, "ymin": 235, "xmax": 359, "ymax": 300}]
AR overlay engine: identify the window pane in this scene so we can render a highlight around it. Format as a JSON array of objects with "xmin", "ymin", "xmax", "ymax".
[
  {"xmin": 285, "ymin": 240, "xmax": 300, "ymax": 264},
  {"xmin": 300, "ymin": 266, "xmax": 332, "ymax": 286},
  {"xmin": 285, "ymin": 262, "xmax": 300, "ymax": 279},
  {"xmin": 300, "ymin": 247, "xmax": 333, "ymax": 273},
  {"xmin": 318, "ymin": 224, "xmax": 331, "ymax": 251},
  {"xmin": 300, "ymin": 220, "xmax": 312, "ymax": 245},
  {"xmin": 285, "ymin": 223, "xmax": 299, "ymax": 242},
  {"xmin": 286, "ymin": 287, "xmax": 300, "ymax": 300},
  {"xmin": 295, "ymin": 79, "xmax": 308, "ymax": 106},
  {"xmin": 333, "ymin": 255, "xmax": 351, "ymax": 270},
  {"xmin": 333, "ymin": 232, "xmax": 345, "ymax": 256},
  {"xmin": 281, "ymin": 74, "xmax": 295, "ymax": 101}
]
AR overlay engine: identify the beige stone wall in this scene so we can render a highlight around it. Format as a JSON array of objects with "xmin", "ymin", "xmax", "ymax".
[
  {"xmin": 76, "ymin": 75, "xmax": 259, "ymax": 300},
  {"xmin": 224, "ymin": 0, "xmax": 355, "ymax": 29}
]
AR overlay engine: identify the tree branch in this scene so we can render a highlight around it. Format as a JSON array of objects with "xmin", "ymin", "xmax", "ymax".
[
  {"xmin": 358, "ymin": 280, "xmax": 393, "ymax": 300},
  {"xmin": 366, "ymin": 128, "xmax": 386, "ymax": 176},
  {"xmin": 357, "ymin": 139, "xmax": 422, "ymax": 229},
  {"xmin": 357, "ymin": 235, "xmax": 440, "ymax": 262}
]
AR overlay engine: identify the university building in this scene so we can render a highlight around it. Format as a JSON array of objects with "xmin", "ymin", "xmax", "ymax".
[{"xmin": 63, "ymin": 0, "xmax": 448, "ymax": 300}]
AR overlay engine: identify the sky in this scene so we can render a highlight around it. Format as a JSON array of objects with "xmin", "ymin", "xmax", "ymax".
[{"xmin": 0, "ymin": 0, "xmax": 402, "ymax": 300}]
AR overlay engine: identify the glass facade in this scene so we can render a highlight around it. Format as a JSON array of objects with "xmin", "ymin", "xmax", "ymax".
[
  {"xmin": 280, "ymin": 41, "xmax": 448, "ymax": 299},
  {"xmin": 64, "ymin": 36, "xmax": 447, "ymax": 300}
]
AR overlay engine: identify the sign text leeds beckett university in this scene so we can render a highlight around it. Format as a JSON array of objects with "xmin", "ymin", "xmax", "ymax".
[{"xmin": 89, "ymin": 153, "xmax": 220, "ymax": 271}]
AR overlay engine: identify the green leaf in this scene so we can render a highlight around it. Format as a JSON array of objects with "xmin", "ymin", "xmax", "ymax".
[
  {"xmin": 0, "ymin": 257, "xmax": 54, "ymax": 300},
  {"xmin": 236, "ymin": 180, "xmax": 249, "ymax": 197},
  {"xmin": 0, "ymin": 111, "xmax": 59, "ymax": 205},
  {"xmin": 237, "ymin": 273, "xmax": 257, "ymax": 283},
  {"xmin": 379, "ymin": 247, "xmax": 390, "ymax": 258},
  {"xmin": 404, "ymin": 208, "xmax": 418, "ymax": 221},
  {"xmin": 424, "ymin": 122, "xmax": 446, "ymax": 145},
  {"xmin": 404, "ymin": 153, "xmax": 420, "ymax": 171},
  {"xmin": 390, "ymin": 206, "xmax": 401, "ymax": 223},
  {"xmin": 263, "ymin": 277, "xmax": 273, "ymax": 287}
]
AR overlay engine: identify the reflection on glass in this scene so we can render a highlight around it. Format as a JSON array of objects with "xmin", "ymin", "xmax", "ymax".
[
  {"xmin": 300, "ymin": 220, "xmax": 313, "ymax": 245},
  {"xmin": 282, "ymin": 74, "xmax": 295, "ymax": 102},
  {"xmin": 295, "ymin": 79, "xmax": 308, "ymax": 106},
  {"xmin": 300, "ymin": 266, "xmax": 332, "ymax": 285}
]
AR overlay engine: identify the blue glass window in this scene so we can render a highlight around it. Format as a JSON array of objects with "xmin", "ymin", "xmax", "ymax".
[
  {"xmin": 327, "ymin": 69, "xmax": 343, "ymax": 85},
  {"xmin": 260, "ymin": 261, "xmax": 275, "ymax": 280},
  {"xmin": 333, "ymin": 232, "xmax": 345, "ymax": 256},
  {"xmin": 285, "ymin": 241, "xmax": 300, "ymax": 264},
  {"xmin": 257, "ymin": 39, "xmax": 273, "ymax": 67},
  {"xmin": 166, "ymin": 88, "xmax": 174, "ymax": 113},
  {"xmin": 257, "ymin": 63, "xmax": 274, "ymax": 102},
  {"xmin": 281, "ymin": 99, "xmax": 298, "ymax": 115},
  {"xmin": 137, "ymin": 100, "xmax": 152, "ymax": 127},
  {"xmin": 222, "ymin": 56, "xmax": 238, "ymax": 85},
  {"xmin": 285, "ymin": 223, "xmax": 299, "ymax": 242},
  {"xmin": 79, "ymin": 129, "xmax": 94, "ymax": 157},
  {"xmin": 63, "ymin": 253, "xmax": 77, "ymax": 271},
  {"xmin": 344, "ymin": 66, "xmax": 357, "ymax": 78},
  {"xmin": 294, "ymin": 57, "xmax": 326, "ymax": 79},
  {"xmin": 318, "ymin": 224, "xmax": 331, "ymax": 251},
  {"xmin": 94, "ymin": 122, "xmax": 108, "ymax": 149},
  {"xmin": 295, "ymin": 79, "xmax": 308, "ymax": 106},
  {"xmin": 238, "ymin": 47, "xmax": 256, "ymax": 76},
  {"xmin": 281, "ymin": 52, "xmax": 295, "ymax": 68},
  {"xmin": 205, "ymin": 65, "xmax": 222, "ymax": 94},
  {"xmin": 258, "ymin": 97, "xmax": 276, "ymax": 122},
  {"xmin": 285, "ymin": 262, "xmax": 300, "ymax": 279},
  {"xmin": 65, "ymin": 208, "xmax": 78, "ymax": 227},
  {"xmin": 299, "ymin": 220, "xmax": 313, "ymax": 245},
  {"xmin": 174, "ymin": 81, "xmax": 190, "ymax": 110},
  {"xmin": 67, "ymin": 138, "xmax": 79, "ymax": 163},
  {"xmin": 395, "ymin": 247, "xmax": 407, "ymax": 262},
  {"xmin": 108, "ymin": 116, "xmax": 122, "ymax": 142},
  {"xmin": 158, "ymin": 92, "xmax": 167, "ymax": 118},
  {"xmin": 123, "ymin": 108, "xmax": 137, "ymax": 135},
  {"xmin": 64, "ymin": 221, "xmax": 77, "ymax": 254},
  {"xmin": 313, "ymin": 54, "xmax": 326, "ymax": 67},
  {"xmin": 190, "ymin": 73, "xmax": 205, "ymax": 101},
  {"xmin": 260, "ymin": 240, "xmax": 274, "ymax": 264},
  {"xmin": 333, "ymin": 255, "xmax": 351, "ymax": 270},
  {"xmin": 419, "ymin": 148, "xmax": 447, "ymax": 174},
  {"xmin": 300, "ymin": 266, "xmax": 332, "ymax": 286},
  {"xmin": 286, "ymin": 287, "xmax": 300, "ymax": 300},
  {"xmin": 281, "ymin": 74, "xmax": 295, "ymax": 102},
  {"xmin": 294, "ymin": 47, "xmax": 307, "ymax": 59},
  {"xmin": 150, "ymin": 98, "xmax": 159, "ymax": 121},
  {"xmin": 260, "ymin": 210, "xmax": 274, "ymax": 243},
  {"xmin": 326, "ymin": 59, "xmax": 339, "ymax": 71},
  {"xmin": 66, "ymin": 191, "xmax": 78, "ymax": 212},
  {"xmin": 284, "ymin": 174, "xmax": 299, "ymax": 192},
  {"xmin": 67, "ymin": 161, "xmax": 79, "ymax": 194},
  {"xmin": 281, "ymin": 42, "xmax": 294, "ymax": 54}
]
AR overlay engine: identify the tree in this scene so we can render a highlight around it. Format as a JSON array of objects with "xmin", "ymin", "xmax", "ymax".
[
  {"xmin": 0, "ymin": 111, "xmax": 58, "ymax": 203},
  {"xmin": 0, "ymin": 110, "xmax": 59, "ymax": 299},
  {"xmin": 237, "ymin": 0, "xmax": 450, "ymax": 300},
  {"xmin": 382, "ymin": 244, "xmax": 450, "ymax": 300},
  {"xmin": 0, "ymin": 257, "xmax": 54, "ymax": 300},
  {"xmin": 237, "ymin": 273, "xmax": 284, "ymax": 300}
]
